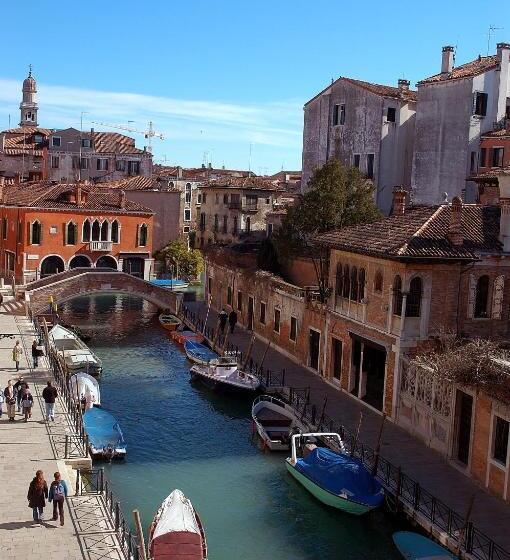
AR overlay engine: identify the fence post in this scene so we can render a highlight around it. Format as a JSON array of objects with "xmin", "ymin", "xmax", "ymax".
[
  {"xmin": 100, "ymin": 468, "xmax": 104, "ymax": 493},
  {"xmin": 282, "ymin": 368, "xmax": 285, "ymax": 386},
  {"xmin": 465, "ymin": 522, "xmax": 474, "ymax": 553},
  {"xmin": 75, "ymin": 469, "xmax": 81, "ymax": 496},
  {"xmin": 413, "ymin": 482, "xmax": 421, "ymax": 510},
  {"xmin": 115, "ymin": 502, "xmax": 120, "ymax": 531}
]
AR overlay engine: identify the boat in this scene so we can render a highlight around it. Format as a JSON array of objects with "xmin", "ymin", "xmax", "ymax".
[
  {"xmin": 158, "ymin": 312, "xmax": 182, "ymax": 332},
  {"xmin": 148, "ymin": 489, "xmax": 207, "ymax": 560},
  {"xmin": 251, "ymin": 395, "xmax": 307, "ymax": 451},
  {"xmin": 49, "ymin": 324, "xmax": 102, "ymax": 376},
  {"xmin": 184, "ymin": 340, "xmax": 219, "ymax": 366},
  {"xmin": 171, "ymin": 330, "xmax": 204, "ymax": 345},
  {"xmin": 68, "ymin": 372, "xmax": 101, "ymax": 410},
  {"xmin": 83, "ymin": 407, "xmax": 126, "ymax": 459},
  {"xmin": 393, "ymin": 532, "xmax": 456, "ymax": 559},
  {"xmin": 151, "ymin": 278, "xmax": 190, "ymax": 291},
  {"xmin": 285, "ymin": 432, "xmax": 384, "ymax": 515},
  {"xmin": 190, "ymin": 358, "xmax": 260, "ymax": 393}
]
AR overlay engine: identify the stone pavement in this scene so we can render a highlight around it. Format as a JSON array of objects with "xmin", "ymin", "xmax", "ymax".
[{"xmin": 185, "ymin": 300, "xmax": 510, "ymax": 552}]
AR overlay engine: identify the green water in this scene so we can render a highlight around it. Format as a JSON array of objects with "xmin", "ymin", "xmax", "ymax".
[{"xmin": 59, "ymin": 295, "xmax": 404, "ymax": 560}]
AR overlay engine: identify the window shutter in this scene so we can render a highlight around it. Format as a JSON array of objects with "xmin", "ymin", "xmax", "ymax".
[
  {"xmin": 492, "ymin": 275, "xmax": 505, "ymax": 319},
  {"xmin": 467, "ymin": 274, "xmax": 476, "ymax": 318},
  {"xmin": 64, "ymin": 223, "xmax": 67, "ymax": 245},
  {"xmin": 136, "ymin": 224, "xmax": 140, "ymax": 246},
  {"xmin": 472, "ymin": 93, "xmax": 477, "ymax": 115}
]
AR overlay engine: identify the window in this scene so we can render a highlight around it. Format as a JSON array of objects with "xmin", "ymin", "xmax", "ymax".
[
  {"xmin": 374, "ymin": 270, "xmax": 383, "ymax": 293},
  {"xmin": 183, "ymin": 226, "xmax": 190, "ymax": 233},
  {"xmin": 493, "ymin": 416, "xmax": 509, "ymax": 465},
  {"xmin": 52, "ymin": 136, "xmax": 61, "ymax": 147},
  {"xmin": 474, "ymin": 92, "xmax": 488, "ymax": 116},
  {"xmin": 111, "ymin": 220, "xmax": 119, "ymax": 243},
  {"xmin": 202, "ymin": 194, "xmax": 207, "ymax": 204},
  {"xmin": 367, "ymin": 154, "xmax": 375, "ymax": 179},
  {"xmin": 197, "ymin": 193, "xmax": 202, "ymax": 204},
  {"xmin": 97, "ymin": 158, "xmax": 109, "ymax": 171},
  {"xmin": 92, "ymin": 219, "xmax": 100, "ymax": 241},
  {"xmin": 185, "ymin": 183, "xmax": 192, "ymax": 203},
  {"xmin": 81, "ymin": 138, "xmax": 91, "ymax": 148},
  {"xmin": 100, "ymin": 220, "xmax": 109, "ymax": 241},
  {"xmin": 223, "ymin": 194, "xmax": 229, "ymax": 204},
  {"xmin": 233, "ymin": 216, "xmax": 238, "ymax": 235},
  {"xmin": 66, "ymin": 222, "xmax": 77, "ymax": 245},
  {"xmin": 259, "ymin": 302, "xmax": 266, "ymax": 324},
  {"xmin": 406, "ymin": 277, "xmax": 422, "ymax": 317},
  {"xmin": 227, "ymin": 286, "xmax": 232, "ymax": 306},
  {"xmin": 138, "ymin": 223, "xmax": 148, "ymax": 246},
  {"xmin": 128, "ymin": 161, "xmax": 140, "ymax": 175},
  {"xmin": 245, "ymin": 216, "xmax": 251, "ymax": 233},
  {"xmin": 199, "ymin": 213, "xmax": 206, "ymax": 231},
  {"xmin": 493, "ymin": 148, "xmax": 505, "ymax": 168},
  {"xmin": 339, "ymin": 104, "xmax": 346, "ymax": 124},
  {"xmin": 83, "ymin": 220, "xmax": 91, "ymax": 242},
  {"xmin": 266, "ymin": 198, "xmax": 270, "ymax": 204},
  {"xmin": 208, "ymin": 276, "xmax": 213, "ymax": 295},
  {"xmin": 350, "ymin": 266, "xmax": 358, "ymax": 301},
  {"xmin": 274, "ymin": 308, "xmax": 281, "ymax": 333},
  {"xmin": 353, "ymin": 154, "xmax": 360, "ymax": 169},
  {"xmin": 266, "ymin": 223, "xmax": 273, "ymax": 237},
  {"xmin": 80, "ymin": 157, "xmax": 89, "ymax": 169},
  {"xmin": 342, "ymin": 264, "xmax": 350, "ymax": 298},
  {"xmin": 387, "ymin": 107, "xmax": 396, "ymax": 122},
  {"xmin": 474, "ymin": 275, "xmax": 490, "ymax": 318},
  {"xmin": 223, "ymin": 215, "xmax": 228, "ymax": 233},
  {"xmin": 358, "ymin": 268, "xmax": 365, "ymax": 301},
  {"xmin": 480, "ymin": 147, "xmax": 487, "ymax": 167},
  {"xmin": 290, "ymin": 316, "xmax": 298, "ymax": 342},
  {"xmin": 214, "ymin": 214, "xmax": 219, "ymax": 232},
  {"xmin": 51, "ymin": 156, "xmax": 59, "ymax": 169},
  {"xmin": 333, "ymin": 104, "xmax": 340, "ymax": 126},
  {"xmin": 30, "ymin": 221, "xmax": 41, "ymax": 245},
  {"xmin": 335, "ymin": 263, "xmax": 343, "ymax": 296},
  {"xmin": 2, "ymin": 217, "xmax": 7, "ymax": 240},
  {"xmin": 34, "ymin": 134, "xmax": 43, "ymax": 143},
  {"xmin": 393, "ymin": 275, "xmax": 403, "ymax": 316},
  {"xmin": 246, "ymin": 194, "xmax": 258, "ymax": 210},
  {"xmin": 470, "ymin": 151, "xmax": 477, "ymax": 173},
  {"xmin": 72, "ymin": 155, "xmax": 80, "ymax": 169},
  {"xmin": 116, "ymin": 160, "xmax": 126, "ymax": 172},
  {"xmin": 237, "ymin": 291, "xmax": 243, "ymax": 312},
  {"xmin": 184, "ymin": 209, "xmax": 191, "ymax": 222},
  {"xmin": 215, "ymin": 194, "xmax": 219, "ymax": 204}
]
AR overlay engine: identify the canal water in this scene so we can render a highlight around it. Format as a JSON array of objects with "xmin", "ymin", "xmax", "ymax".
[{"xmin": 59, "ymin": 294, "xmax": 404, "ymax": 560}]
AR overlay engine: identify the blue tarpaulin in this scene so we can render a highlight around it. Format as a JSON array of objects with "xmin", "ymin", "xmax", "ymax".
[
  {"xmin": 295, "ymin": 447, "xmax": 384, "ymax": 507},
  {"xmin": 185, "ymin": 340, "xmax": 218, "ymax": 362},
  {"xmin": 84, "ymin": 407, "xmax": 125, "ymax": 449}
]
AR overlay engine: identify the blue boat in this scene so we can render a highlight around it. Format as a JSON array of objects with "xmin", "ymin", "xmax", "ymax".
[
  {"xmin": 150, "ymin": 278, "xmax": 189, "ymax": 291},
  {"xmin": 393, "ymin": 532, "xmax": 456, "ymax": 559},
  {"xmin": 286, "ymin": 432, "xmax": 384, "ymax": 515},
  {"xmin": 83, "ymin": 407, "xmax": 126, "ymax": 459},
  {"xmin": 184, "ymin": 340, "xmax": 219, "ymax": 366}
]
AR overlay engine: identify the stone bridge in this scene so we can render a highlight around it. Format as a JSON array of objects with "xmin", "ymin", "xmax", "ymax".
[{"xmin": 19, "ymin": 268, "xmax": 181, "ymax": 314}]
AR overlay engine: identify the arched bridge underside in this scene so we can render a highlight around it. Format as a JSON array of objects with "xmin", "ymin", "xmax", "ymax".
[{"xmin": 21, "ymin": 268, "xmax": 181, "ymax": 314}]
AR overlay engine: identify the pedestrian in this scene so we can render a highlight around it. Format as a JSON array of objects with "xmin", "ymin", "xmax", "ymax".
[
  {"xmin": 228, "ymin": 310, "xmax": 237, "ymax": 334},
  {"xmin": 42, "ymin": 380, "xmax": 58, "ymax": 421},
  {"xmin": 12, "ymin": 340, "xmax": 23, "ymax": 371},
  {"xmin": 32, "ymin": 340, "xmax": 39, "ymax": 368},
  {"xmin": 0, "ymin": 389, "xmax": 4, "ymax": 418},
  {"xmin": 21, "ymin": 386, "xmax": 34, "ymax": 422},
  {"xmin": 218, "ymin": 308, "xmax": 228, "ymax": 333},
  {"xmin": 14, "ymin": 376, "xmax": 28, "ymax": 413},
  {"xmin": 48, "ymin": 471, "xmax": 68, "ymax": 526},
  {"xmin": 3, "ymin": 380, "xmax": 17, "ymax": 421},
  {"xmin": 27, "ymin": 470, "xmax": 48, "ymax": 524},
  {"xmin": 0, "ymin": 292, "xmax": 3, "ymax": 307}
]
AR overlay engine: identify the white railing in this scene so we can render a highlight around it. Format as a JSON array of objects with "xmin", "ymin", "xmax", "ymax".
[{"xmin": 89, "ymin": 241, "xmax": 113, "ymax": 251}]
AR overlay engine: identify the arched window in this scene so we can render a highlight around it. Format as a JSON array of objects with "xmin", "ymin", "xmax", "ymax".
[
  {"xmin": 358, "ymin": 268, "xmax": 366, "ymax": 302},
  {"xmin": 393, "ymin": 275, "xmax": 403, "ymax": 316},
  {"xmin": 30, "ymin": 221, "xmax": 41, "ymax": 245},
  {"xmin": 474, "ymin": 275, "xmax": 490, "ymax": 318},
  {"xmin": 214, "ymin": 214, "xmax": 219, "ymax": 232},
  {"xmin": 406, "ymin": 277, "xmax": 422, "ymax": 317},
  {"xmin": 83, "ymin": 220, "xmax": 91, "ymax": 242},
  {"xmin": 111, "ymin": 220, "xmax": 119, "ymax": 243},
  {"xmin": 374, "ymin": 270, "xmax": 383, "ymax": 293},
  {"xmin": 342, "ymin": 265, "xmax": 350, "ymax": 298},
  {"xmin": 335, "ymin": 263, "xmax": 343, "ymax": 296},
  {"xmin": 100, "ymin": 220, "xmax": 109, "ymax": 241},
  {"xmin": 91, "ymin": 219, "xmax": 100, "ymax": 241},
  {"xmin": 350, "ymin": 266, "xmax": 358, "ymax": 301},
  {"xmin": 138, "ymin": 223, "xmax": 148, "ymax": 247},
  {"xmin": 66, "ymin": 221, "xmax": 77, "ymax": 245}
]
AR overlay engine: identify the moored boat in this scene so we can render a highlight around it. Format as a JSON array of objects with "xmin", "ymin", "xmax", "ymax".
[
  {"xmin": 151, "ymin": 278, "xmax": 190, "ymax": 291},
  {"xmin": 184, "ymin": 340, "xmax": 219, "ymax": 366},
  {"xmin": 83, "ymin": 407, "xmax": 126, "ymax": 459},
  {"xmin": 68, "ymin": 372, "xmax": 101, "ymax": 410},
  {"xmin": 158, "ymin": 313, "xmax": 181, "ymax": 331},
  {"xmin": 148, "ymin": 489, "xmax": 207, "ymax": 560},
  {"xmin": 49, "ymin": 324, "xmax": 102, "ymax": 376},
  {"xmin": 171, "ymin": 330, "xmax": 204, "ymax": 345},
  {"xmin": 252, "ymin": 395, "xmax": 306, "ymax": 451},
  {"xmin": 392, "ymin": 531, "xmax": 456, "ymax": 559},
  {"xmin": 190, "ymin": 358, "xmax": 260, "ymax": 394},
  {"xmin": 286, "ymin": 432, "xmax": 384, "ymax": 515}
]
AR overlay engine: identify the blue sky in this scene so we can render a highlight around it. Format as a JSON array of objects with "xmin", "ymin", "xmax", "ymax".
[{"xmin": 0, "ymin": 0, "xmax": 509, "ymax": 173}]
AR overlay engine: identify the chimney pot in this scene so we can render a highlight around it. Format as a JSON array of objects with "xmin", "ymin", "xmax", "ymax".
[
  {"xmin": 497, "ymin": 42, "xmax": 510, "ymax": 63},
  {"xmin": 398, "ymin": 79, "xmax": 410, "ymax": 91},
  {"xmin": 392, "ymin": 186, "xmax": 407, "ymax": 216},
  {"xmin": 448, "ymin": 196, "xmax": 463, "ymax": 246},
  {"xmin": 441, "ymin": 45, "xmax": 455, "ymax": 74},
  {"xmin": 119, "ymin": 189, "xmax": 126, "ymax": 209}
]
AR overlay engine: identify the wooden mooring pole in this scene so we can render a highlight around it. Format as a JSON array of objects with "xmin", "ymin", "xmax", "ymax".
[
  {"xmin": 371, "ymin": 412, "xmax": 386, "ymax": 476},
  {"xmin": 350, "ymin": 412, "xmax": 363, "ymax": 456},
  {"xmin": 257, "ymin": 340, "xmax": 271, "ymax": 375},
  {"xmin": 132, "ymin": 509, "xmax": 147, "ymax": 560},
  {"xmin": 242, "ymin": 334, "xmax": 256, "ymax": 370}
]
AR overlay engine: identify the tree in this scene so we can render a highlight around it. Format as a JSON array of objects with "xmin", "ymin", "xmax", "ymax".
[
  {"xmin": 273, "ymin": 160, "xmax": 380, "ymax": 301},
  {"xmin": 154, "ymin": 239, "xmax": 204, "ymax": 280}
]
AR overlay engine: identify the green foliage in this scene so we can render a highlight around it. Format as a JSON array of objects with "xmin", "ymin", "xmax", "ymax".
[
  {"xmin": 155, "ymin": 239, "xmax": 204, "ymax": 280},
  {"xmin": 257, "ymin": 237, "xmax": 280, "ymax": 274}
]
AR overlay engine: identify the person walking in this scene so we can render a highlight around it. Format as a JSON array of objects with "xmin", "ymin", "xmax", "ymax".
[
  {"xmin": 21, "ymin": 386, "xmax": 34, "ymax": 422},
  {"xmin": 42, "ymin": 380, "xmax": 58, "ymax": 421},
  {"xmin": 14, "ymin": 376, "xmax": 28, "ymax": 413},
  {"xmin": 31, "ymin": 340, "xmax": 39, "ymax": 368},
  {"xmin": 3, "ymin": 380, "xmax": 17, "ymax": 421},
  {"xmin": 27, "ymin": 470, "xmax": 48, "ymax": 524},
  {"xmin": 12, "ymin": 340, "xmax": 23, "ymax": 372},
  {"xmin": 218, "ymin": 308, "xmax": 228, "ymax": 333},
  {"xmin": 228, "ymin": 310, "xmax": 238, "ymax": 334},
  {"xmin": 0, "ymin": 389, "xmax": 4, "ymax": 418},
  {"xmin": 48, "ymin": 471, "xmax": 68, "ymax": 526}
]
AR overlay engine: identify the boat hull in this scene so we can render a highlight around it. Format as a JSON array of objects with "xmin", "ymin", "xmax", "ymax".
[
  {"xmin": 392, "ymin": 531, "xmax": 456, "ymax": 559},
  {"xmin": 190, "ymin": 368, "xmax": 259, "ymax": 394},
  {"xmin": 285, "ymin": 459, "xmax": 375, "ymax": 515},
  {"xmin": 252, "ymin": 397, "xmax": 305, "ymax": 451}
]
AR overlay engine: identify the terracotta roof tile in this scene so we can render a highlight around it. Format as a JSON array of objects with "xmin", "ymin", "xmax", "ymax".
[
  {"xmin": 1, "ymin": 126, "xmax": 53, "ymax": 136},
  {"xmin": 203, "ymin": 176, "xmax": 284, "ymax": 191},
  {"xmin": 100, "ymin": 176, "xmax": 179, "ymax": 192},
  {"xmin": 92, "ymin": 132, "xmax": 147, "ymax": 155},
  {"xmin": 482, "ymin": 126, "xmax": 510, "ymax": 138},
  {"xmin": 419, "ymin": 55, "xmax": 499, "ymax": 84}
]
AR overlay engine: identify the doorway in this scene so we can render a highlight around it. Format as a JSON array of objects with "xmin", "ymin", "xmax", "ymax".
[
  {"xmin": 247, "ymin": 297, "xmax": 254, "ymax": 331},
  {"xmin": 350, "ymin": 336, "xmax": 386, "ymax": 411},
  {"xmin": 331, "ymin": 338, "xmax": 343, "ymax": 382},
  {"xmin": 455, "ymin": 390, "xmax": 473, "ymax": 465},
  {"xmin": 309, "ymin": 329, "xmax": 321, "ymax": 371},
  {"xmin": 122, "ymin": 257, "xmax": 144, "ymax": 278}
]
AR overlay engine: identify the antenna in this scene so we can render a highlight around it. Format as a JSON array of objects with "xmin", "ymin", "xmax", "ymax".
[
  {"xmin": 487, "ymin": 25, "xmax": 504, "ymax": 55},
  {"xmin": 248, "ymin": 143, "xmax": 253, "ymax": 175}
]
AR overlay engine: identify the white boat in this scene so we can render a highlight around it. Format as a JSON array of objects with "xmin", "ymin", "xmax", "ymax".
[
  {"xmin": 190, "ymin": 357, "xmax": 260, "ymax": 394},
  {"xmin": 148, "ymin": 489, "xmax": 207, "ymax": 560},
  {"xmin": 49, "ymin": 324, "xmax": 102, "ymax": 376},
  {"xmin": 252, "ymin": 395, "xmax": 307, "ymax": 451},
  {"xmin": 68, "ymin": 372, "xmax": 101, "ymax": 410}
]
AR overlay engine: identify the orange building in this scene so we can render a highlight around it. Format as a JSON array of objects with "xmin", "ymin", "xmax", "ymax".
[{"xmin": 0, "ymin": 180, "xmax": 154, "ymax": 283}]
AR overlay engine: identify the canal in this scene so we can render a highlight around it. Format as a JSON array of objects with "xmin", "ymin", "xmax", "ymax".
[{"xmin": 59, "ymin": 294, "xmax": 404, "ymax": 560}]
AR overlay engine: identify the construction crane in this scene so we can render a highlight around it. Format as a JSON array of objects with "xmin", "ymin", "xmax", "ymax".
[{"xmin": 90, "ymin": 120, "xmax": 164, "ymax": 153}]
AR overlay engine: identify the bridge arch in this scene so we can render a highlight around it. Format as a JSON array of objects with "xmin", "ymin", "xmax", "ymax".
[{"xmin": 40, "ymin": 255, "xmax": 65, "ymax": 277}]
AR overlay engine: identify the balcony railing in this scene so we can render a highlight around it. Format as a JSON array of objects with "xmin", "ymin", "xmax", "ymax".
[
  {"xmin": 242, "ymin": 202, "xmax": 258, "ymax": 212},
  {"xmin": 228, "ymin": 201, "xmax": 242, "ymax": 210},
  {"xmin": 89, "ymin": 241, "xmax": 113, "ymax": 252}
]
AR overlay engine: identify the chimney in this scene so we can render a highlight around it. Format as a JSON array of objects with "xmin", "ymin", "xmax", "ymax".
[
  {"xmin": 497, "ymin": 42, "xmax": 510, "ymax": 62},
  {"xmin": 448, "ymin": 196, "xmax": 463, "ymax": 246},
  {"xmin": 201, "ymin": 163, "xmax": 206, "ymax": 169},
  {"xmin": 75, "ymin": 183, "xmax": 82, "ymax": 207},
  {"xmin": 392, "ymin": 187, "xmax": 407, "ymax": 216},
  {"xmin": 0, "ymin": 176, "xmax": 5, "ymax": 203},
  {"xmin": 119, "ymin": 189, "xmax": 126, "ymax": 209},
  {"xmin": 398, "ymin": 79, "xmax": 410, "ymax": 92},
  {"xmin": 441, "ymin": 46, "xmax": 455, "ymax": 75},
  {"xmin": 90, "ymin": 128, "xmax": 95, "ymax": 150},
  {"xmin": 0, "ymin": 133, "xmax": 4, "ymax": 152},
  {"xmin": 177, "ymin": 166, "xmax": 183, "ymax": 179},
  {"xmin": 498, "ymin": 172, "xmax": 510, "ymax": 252},
  {"xmin": 208, "ymin": 162, "xmax": 212, "ymax": 169}
]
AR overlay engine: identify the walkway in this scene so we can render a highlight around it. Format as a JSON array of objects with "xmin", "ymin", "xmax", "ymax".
[{"xmin": 185, "ymin": 301, "xmax": 510, "ymax": 552}]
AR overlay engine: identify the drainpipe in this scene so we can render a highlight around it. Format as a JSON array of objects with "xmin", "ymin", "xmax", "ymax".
[{"xmin": 321, "ymin": 300, "xmax": 331, "ymax": 378}]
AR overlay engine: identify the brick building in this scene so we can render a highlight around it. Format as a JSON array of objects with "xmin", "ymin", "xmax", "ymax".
[{"xmin": 0, "ymin": 180, "xmax": 154, "ymax": 283}]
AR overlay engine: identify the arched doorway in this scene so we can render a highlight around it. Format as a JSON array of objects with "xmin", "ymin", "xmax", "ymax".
[
  {"xmin": 40, "ymin": 255, "xmax": 65, "ymax": 278},
  {"xmin": 96, "ymin": 255, "xmax": 118, "ymax": 270},
  {"xmin": 122, "ymin": 257, "xmax": 144, "ymax": 278},
  {"xmin": 69, "ymin": 255, "xmax": 91, "ymax": 269}
]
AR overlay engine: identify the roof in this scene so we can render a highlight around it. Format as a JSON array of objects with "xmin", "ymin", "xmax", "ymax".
[
  {"xmin": 482, "ymin": 127, "xmax": 510, "ymax": 138},
  {"xmin": 319, "ymin": 204, "xmax": 502, "ymax": 260},
  {"xmin": 90, "ymin": 132, "xmax": 147, "ymax": 155},
  {"xmin": 419, "ymin": 55, "xmax": 499, "ymax": 84},
  {"xmin": 305, "ymin": 76, "xmax": 417, "ymax": 107},
  {"xmin": 2, "ymin": 127, "xmax": 52, "ymax": 136},
  {"xmin": 2, "ymin": 135, "xmax": 45, "ymax": 157},
  {"xmin": 203, "ymin": 176, "xmax": 284, "ymax": 191},
  {"xmin": 3, "ymin": 182, "xmax": 154, "ymax": 214},
  {"xmin": 99, "ymin": 176, "xmax": 179, "ymax": 192}
]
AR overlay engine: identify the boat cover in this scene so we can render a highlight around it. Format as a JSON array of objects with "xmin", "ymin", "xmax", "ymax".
[
  {"xmin": 295, "ymin": 447, "xmax": 384, "ymax": 507},
  {"xmin": 83, "ymin": 407, "xmax": 125, "ymax": 450},
  {"xmin": 185, "ymin": 340, "xmax": 218, "ymax": 362},
  {"xmin": 392, "ymin": 531, "xmax": 456, "ymax": 559},
  {"xmin": 69, "ymin": 373, "xmax": 100, "ymax": 407}
]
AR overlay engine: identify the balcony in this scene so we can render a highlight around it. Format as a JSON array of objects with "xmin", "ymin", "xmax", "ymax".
[
  {"xmin": 241, "ymin": 202, "xmax": 258, "ymax": 213},
  {"xmin": 228, "ymin": 201, "xmax": 242, "ymax": 210},
  {"xmin": 89, "ymin": 241, "xmax": 113, "ymax": 252}
]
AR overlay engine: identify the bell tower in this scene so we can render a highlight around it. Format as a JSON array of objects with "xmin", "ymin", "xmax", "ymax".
[{"xmin": 19, "ymin": 65, "xmax": 38, "ymax": 127}]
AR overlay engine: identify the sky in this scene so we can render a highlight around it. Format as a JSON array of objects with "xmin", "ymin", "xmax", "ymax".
[{"xmin": 0, "ymin": 0, "xmax": 509, "ymax": 174}]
